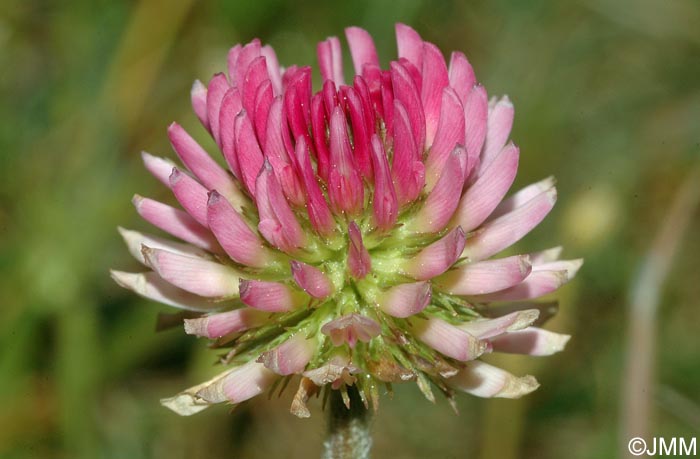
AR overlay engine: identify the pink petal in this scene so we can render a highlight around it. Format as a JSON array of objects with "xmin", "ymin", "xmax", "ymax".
[
  {"xmin": 241, "ymin": 56, "xmax": 268, "ymax": 118},
  {"xmin": 207, "ymin": 190, "xmax": 275, "ymax": 268},
  {"xmin": 190, "ymin": 79, "xmax": 209, "ymax": 130},
  {"xmin": 340, "ymin": 85, "xmax": 372, "ymax": 180},
  {"xmin": 170, "ymin": 168, "xmax": 209, "ymax": 227},
  {"xmin": 167, "ymin": 122, "xmax": 243, "ymax": 208},
  {"xmin": 260, "ymin": 44, "xmax": 283, "ymax": 95},
  {"xmin": 197, "ymin": 361, "xmax": 276, "ymax": 404},
  {"xmin": 239, "ymin": 279, "xmax": 307, "ymax": 312},
  {"xmin": 490, "ymin": 176, "xmax": 556, "ymax": 221},
  {"xmin": 463, "ymin": 85, "xmax": 488, "ymax": 164},
  {"xmin": 413, "ymin": 317, "xmax": 487, "ymax": 361},
  {"xmin": 391, "ymin": 61, "xmax": 425, "ymax": 153},
  {"xmin": 206, "ymin": 73, "xmax": 230, "ymax": 147},
  {"xmin": 110, "ymin": 270, "xmax": 224, "ymax": 311},
  {"xmin": 142, "ymin": 247, "xmax": 240, "ymax": 298},
  {"xmin": 219, "ymin": 87, "xmax": 243, "ymax": 179},
  {"xmin": 435, "ymin": 255, "xmax": 532, "ymax": 295},
  {"xmin": 458, "ymin": 309, "xmax": 540, "ymax": 339},
  {"xmin": 391, "ymin": 99, "xmax": 425, "ymax": 206},
  {"xmin": 253, "ymin": 80, "xmax": 273, "ymax": 150},
  {"xmin": 370, "ymin": 135, "xmax": 398, "ymax": 231},
  {"xmin": 290, "ymin": 260, "xmax": 333, "ymax": 299},
  {"xmin": 469, "ymin": 269, "xmax": 572, "ymax": 302},
  {"xmin": 234, "ymin": 110, "xmax": 264, "ymax": 196},
  {"xmin": 408, "ymin": 146, "xmax": 466, "ymax": 233},
  {"xmin": 421, "ymin": 42, "xmax": 450, "ymax": 147},
  {"xmin": 259, "ymin": 333, "xmax": 316, "ymax": 375},
  {"xmin": 403, "ymin": 226, "xmax": 466, "ymax": 280},
  {"xmin": 310, "ymin": 93, "xmax": 331, "ymax": 181},
  {"xmin": 132, "ymin": 195, "xmax": 221, "ymax": 252},
  {"xmin": 295, "ymin": 137, "xmax": 336, "ymax": 237},
  {"xmin": 317, "ymin": 36, "xmax": 345, "ymax": 85},
  {"xmin": 328, "ymin": 106, "xmax": 364, "ymax": 215},
  {"xmin": 464, "ymin": 187, "xmax": 557, "ymax": 261},
  {"xmin": 226, "ymin": 44, "xmax": 242, "ymax": 84},
  {"xmin": 117, "ymin": 226, "xmax": 208, "ymax": 265},
  {"xmin": 448, "ymin": 52, "xmax": 476, "ymax": 105},
  {"xmin": 447, "ymin": 361, "xmax": 539, "ymax": 398},
  {"xmin": 321, "ymin": 313, "xmax": 381, "ymax": 348},
  {"xmin": 489, "ymin": 327, "xmax": 570, "ymax": 356},
  {"xmin": 345, "ymin": 26, "xmax": 379, "ymax": 75},
  {"xmin": 231, "ymin": 39, "xmax": 261, "ymax": 88},
  {"xmin": 255, "ymin": 160, "xmax": 306, "ymax": 253},
  {"xmin": 347, "ymin": 221, "xmax": 371, "ymax": 279},
  {"xmin": 395, "ymin": 23, "xmax": 424, "ymax": 71},
  {"xmin": 184, "ymin": 308, "xmax": 267, "ymax": 338},
  {"xmin": 452, "ymin": 142, "xmax": 520, "ymax": 232},
  {"xmin": 425, "ymin": 87, "xmax": 465, "ymax": 188},
  {"xmin": 478, "ymin": 96, "xmax": 514, "ymax": 175},
  {"xmin": 377, "ymin": 281, "xmax": 431, "ymax": 318},
  {"xmin": 141, "ymin": 151, "xmax": 176, "ymax": 187}
]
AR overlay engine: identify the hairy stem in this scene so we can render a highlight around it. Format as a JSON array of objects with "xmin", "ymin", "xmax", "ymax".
[{"xmin": 322, "ymin": 387, "xmax": 372, "ymax": 459}]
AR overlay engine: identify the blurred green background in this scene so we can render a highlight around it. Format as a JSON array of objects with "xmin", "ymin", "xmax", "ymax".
[{"xmin": 1, "ymin": 0, "xmax": 699, "ymax": 457}]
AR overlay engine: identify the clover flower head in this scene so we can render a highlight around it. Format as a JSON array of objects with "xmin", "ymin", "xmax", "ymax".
[{"xmin": 112, "ymin": 24, "xmax": 581, "ymax": 417}]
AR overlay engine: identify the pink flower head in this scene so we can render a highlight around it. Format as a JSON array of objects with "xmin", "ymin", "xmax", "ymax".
[{"xmin": 113, "ymin": 24, "xmax": 580, "ymax": 416}]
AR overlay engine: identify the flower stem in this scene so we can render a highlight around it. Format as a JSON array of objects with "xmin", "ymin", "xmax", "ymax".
[{"xmin": 322, "ymin": 386, "xmax": 372, "ymax": 459}]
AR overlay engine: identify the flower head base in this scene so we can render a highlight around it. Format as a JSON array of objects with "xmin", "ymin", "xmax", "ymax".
[{"xmin": 113, "ymin": 24, "xmax": 581, "ymax": 417}]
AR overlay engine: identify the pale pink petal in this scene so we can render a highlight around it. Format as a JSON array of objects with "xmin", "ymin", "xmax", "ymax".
[
  {"xmin": 403, "ymin": 226, "xmax": 466, "ymax": 280},
  {"xmin": 184, "ymin": 308, "xmax": 267, "ymax": 338},
  {"xmin": 239, "ymin": 279, "xmax": 307, "ymax": 312},
  {"xmin": 132, "ymin": 195, "xmax": 221, "ymax": 252},
  {"xmin": 490, "ymin": 327, "xmax": 570, "ymax": 356},
  {"xmin": 259, "ymin": 333, "xmax": 316, "ymax": 375},
  {"xmin": 448, "ymin": 360, "xmax": 539, "ymax": 398},
  {"xmin": 448, "ymin": 51, "xmax": 476, "ymax": 105},
  {"xmin": 463, "ymin": 85, "xmax": 488, "ymax": 163},
  {"xmin": 413, "ymin": 317, "xmax": 487, "ymax": 361},
  {"xmin": 490, "ymin": 176, "xmax": 556, "ymax": 220},
  {"xmin": 226, "ymin": 44, "xmax": 242, "ymax": 84},
  {"xmin": 197, "ymin": 361, "xmax": 276, "ymax": 404},
  {"xmin": 290, "ymin": 261, "xmax": 333, "ymax": 299},
  {"xmin": 205, "ymin": 73, "xmax": 230, "ymax": 146},
  {"xmin": 395, "ymin": 23, "xmax": 423, "ymax": 71},
  {"xmin": 463, "ymin": 187, "xmax": 557, "ymax": 261},
  {"xmin": 161, "ymin": 370, "xmax": 229, "ymax": 416},
  {"xmin": 170, "ymin": 168, "xmax": 209, "ymax": 227},
  {"xmin": 117, "ymin": 227, "xmax": 208, "ymax": 265},
  {"xmin": 478, "ymin": 96, "xmax": 514, "ymax": 175},
  {"xmin": 408, "ymin": 146, "xmax": 466, "ymax": 233},
  {"xmin": 377, "ymin": 281, "xmax": 431, "ymax": 318},
  {"xmin": 321, "ymin": 313, "xmax": 381, "ymax": 348},
  {"xmin": 303, "ymin": 356, "xmax": 360, "ymax": 386},
  {"xmin": 421, "ymin": 42, "xmax": 450, "ymax": 147},
  {"xmin": 435, "ymin": 255, "xmax": 532, "ymax": 295},
  {"xmin": 190, "ymin": 79, "xmax": 209, "ymax": 130},
  {"xmin": 347, "ymin": 222, "xmax": 372, "ymax": 279},
  {"xmin": 110, "ymin": 270, "xmax": 225, "ymax": 311},
  {"xmin": 528, "ymin": 246, "xmax": 563, "ymax": 265},
  {"xmin": 532, "ymin": 258, "xmax": 584, "ymax": 278},
  {"xmin": 458, "ymin": 309, "xmax": 540, "ymax": 339},
  {"xmin": 141, "ymin": 151, "xmax": 176, "ymax": 187},
  {"xmin": 370, "ymin": 135, "xmax": 398, "ymax": 231},
  {"xmin": 345, "ymin": 26, "xmax": 379, "ymax": 75},
  {"xmin": 452, "ymin": 142, "xmax": 520, "ymax": 232},
  {"xmin": 425, "ymin": 87, "xmax": 465, "ymax": 187},
  {"xmin": 469, "ymin": 269, "xmax": 571, "ymax": 302},
  {"xmin": 207, "ymin": 190, "xmax": 275, "ymax": 268},
  {"xmin": 142, "ymin": 247, "xmax": 240, "ymax": 298}
]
